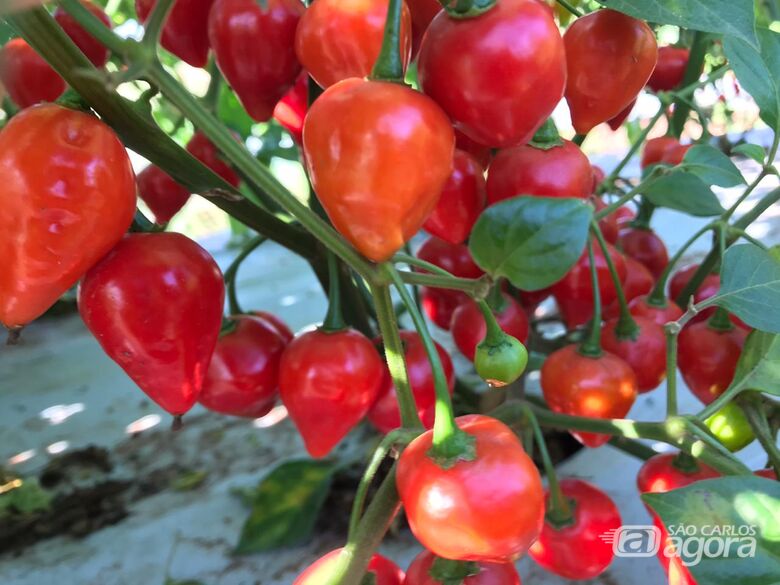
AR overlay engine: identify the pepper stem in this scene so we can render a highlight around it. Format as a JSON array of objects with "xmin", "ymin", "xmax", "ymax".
[
  {"xmin": 223, "ymin": 235, "xmax": 267, "ymax": 315},
  {"xmin": 592, "ymin": 220, "xmax": 637, "ymax": 339},
  {"xmin": 370, "ymin": 0, "xmax": 405, "ymax": 83},
  {"xmin": 578, "ymin": 238, "xmax": 603, "ymax": 357},
  {"xmin": 322, "ymin": 251, "xmax": 346, "ymax": 331},
  {"xmin": 707, "ymin": 306, "xmax": 734, "ymax": 332}
]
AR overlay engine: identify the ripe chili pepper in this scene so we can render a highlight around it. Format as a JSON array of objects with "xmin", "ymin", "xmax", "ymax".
[
  {"xmin": 252, "ymin": 310, "xmax": 294, "ymax": 343},
  {"xmin": 590, "ymin": 165, "xmax": 606, "ymax": 194},
  {"xmin": 551, "ymin": 241, "xmax": 627, "ymax": 329},
  {"xmin": 0, "ymin": 104, "xmax": 135, "ymax": 330},
  {"xmin": 564, "ymin": 9, "xmax": 658, "ymax": 134},
  {"xmin": 614, "ymin": 205, "xmax": 636, "ymax": 229},
  {"xmin": 397, "ymin": 414, "xmax": 544, "ymax": 562},
  {"xmin": 601, "ymin": 316, "xmax": 667, "ymax": 393},
  {"xmin": 273, "ymin": 72, "xmax": 308, "ymax": 145},
  {"xmin": 54, "ymin": 0, "xmax": 112, "ymax": 67},
  {"xmin": 606, "ymin": 98, "xmax": 636, "ymax": 131},
  {"xmin": 209, "ymin": 0, "xmax": 303, "ymax": 121},
  {"xmin": 406, "ymin": 0, "xmax": 441, "ymax": 56},
  {"xmin": 303, "ymin": 78, "xmax": 454, "ymax": 262},
  {"xmin": 704, "ymin": 402, "xmax": 755, "ymax": 452},
  {"xmin": 755, "ymin": 468, "xmax": 777, "ymax": 480},
  {"xmin": 404, "ymin": 550, "xmax": 521, "ymax": 584},
  {"xmin": 647, "ymin": 47, "xmax": 691, "ymax": 92},
  {"xmin": 0, "ymin": 39, "xmax": 65, "ymax": 108},
  {"xmin": 279, "ymin": 327, "xmax": 384, "ymax": 457},
  {"xmin": 603, "ymin": 255, "xmax": 653, "ymax": 320},
  {"xmin": 629, "ymin": 294, "xmax": 684, "ymax": 326},
  {"xmin": 421, "ymin": 286, "xmax": 467, "ymax": 330},
  {"xmin": 137, "ymin": 164, "xmax": 191, "ymax": 224},
  {"xmin": 136, "ymin": 0, "xmax": 215, "ymax": 68},
  {"xmin": 369, "ymin": 331, "xmax": 455, "ymax": 434},
  {"xmin": 451, "ymin": 293, "xmax": 529, "ymax": 361},
  {"xmin": 186, "ymin": 131, "xmax": 241, "ymax": 188},
  {"xmin": 295, "ymin": 0, "xmax": 412, "ymax": 88},
  {"xmin": 294, "ymin": 548, "xmax": 405, "ymax": 585},
  {"xmin": 79, "ymin": 233, "xmax": 225, "ymax": 415},
  {"xmin": 423, "ymin": 150, "xmax": 487, "ymax": 245},
  {"xmin": 592, "ymin": 198, "xmax": 619, "ymax": 244},
  {"xmin": 418, "ymin": 0, "xmax": 566, "ymax": 148},
  {"xmin": 541, "ymin": 344, "xmax": 638, "ymax": 447},
  {"xmin": 678, "ymin": 316, "xmax": 747, "ymax": 404},
  {"xmin": 416, "ymin": 236, "xmax": 485, "ymax": 279},
  {"xmin": 669, "ymin": 263, "xmax": 722, "ymax": 323},
  {"xmin": 619, "ymin": 226, "xmax": 669, "ymax": 278},
  {"xmin": 641, "ymin": 136, "xmax": 691, "ymax": 168},
  {"xmin": 199, "ymin": 315, "xmax": 288, "ymax": 418},
  {"xmin": 486, "ymin": 140, "xmax": 592, "ymax": 205},
  {"xmin": 529, "ymin": 479, "xmax": 621, "ymax": 580},
  {"xmin": 455, "ymin": 128, "xmax": 492, "ymax": 169}
]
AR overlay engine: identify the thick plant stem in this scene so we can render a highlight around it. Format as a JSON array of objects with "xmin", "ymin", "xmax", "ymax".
[
  {"xmin": 664, "ymin": 328, "xmax": 679, "ymax": 417},
  {"xmin": 398, "ymin": 271, "xmax": 490, "ymax": 298},
  {"xmin": 141, "ymin": 0, "xmax": 175, "ymax": 50},
  {"xmin": 521, "ymin": 404, "xmax": 572, "ymax": 526},
  {"xmin": 592, "ymin": 220, "xmax": 637, "ymax": 338},
  {"xmin": 370, "ymin": 0, "xmax": 404, "ymax": 82},
  {"xmin": 385, "ymin": 265, "xmax": 473, "ymax": 462},
  {"xmin": 370, "ymin": 281, "xmax": 422, "ymax": 430},
  {"xmin": 578, "ymin": 239, "xmax": 603, "ymax": 357},
  {"xmin": 224, "ymin": 236, "xmax": 267, "ymax": 315}
]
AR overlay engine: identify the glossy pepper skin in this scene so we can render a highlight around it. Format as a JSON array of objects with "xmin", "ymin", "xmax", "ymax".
[
  {"xmin": 564, "ymin": 9, "xmax": 658, "ymax": 134},
  {"xmin": 606, "ymin": 98, "xmax": 635, "ymax": 131},
  {"xmin": 541, "ymin": 345, "xmax": 638, "ymax": 447},
  {"xmin": 186, "ymin": 131, "xmax": 241, "ymax": 188},
  {"xmin": 603, "ymin": 255, "xmax": 653, "ymax": 320},
  {"xmin": 450, "ymin": 293, "xmax": 530, "ymax": 361},
  {"xmin": 54, "ymin": 0, "xmax": 112, "ymax": 67},
  {"xmin": 678, "ymin": 321, "xmax": 747, "ymax": 404},
  {"xmin": 136, "ymin": 0, "xmax": 214, "ymax": 67},
  {"xmin": 369, "ymin": 331, "xmax": 455, "ymax": 434},
  {"xmin": 278, "ymin": 328, "xmax": 383, "ymax": 457},
  {"xmin": 418, "ymin": 0, "xmax": 566, "ymax": 148},
  {"xmin": 404, "ymin": 550, "xmax": 521, "ymax": 584},
  {"xmin": 486, "ymin": 140, "xmax": 592, "ymax": 205},
  {"xmin": 551, "ymin": 241, "xmax": 627, "ymax": 329},
  {"xmin": 209, "ymin": 0, "xmax": 303, "ymax": 121},
  {"xmin": 199, "ymin": 315, "xmax": 288, "ymax": 418},
  {"xmin": 79, "ymin": 233, "xmax": 225, "ymax": 415},
  {"xmin": 416, "ymin": 236, "xmax": 485, "ymax": 279},
  {"xmin": 421, "ymin": 287, "xmax": 465, "ymax": 330},
  {"xmin": 0, "ymin": 104, "xmax": 135, "ymax": 329},
  {"xmin": 629, "ymin": 294, "xmax": 684, "ymax": 326},
  {"xmin": 137, "ymin": 164, "xmax": 191, "ymax": 224},
  {"xmin": 455, "ymin": 128, "xmax": 492, "ymax": 169},
  {"xmin": 619, "ymin": 226, "xmax": 669, "ymax": 279},
  {"xmin": 642, "ymin": 136, "xmax": 691, "ymax": 168},
  {"xmin": 397, "ymin": 415, "xmax": 544, "ymax": 562},
  {"xmin": 294, "ymin": 548, "xmax": 405, "ymax": 585},
  {"xmin": 601, "ymin": 316, "xmax": 667, "ymax": 393},
  {"xmin": 295, "ymin": 0, "xmax": 412, "ymax": 88},
  {"xmin": 423, "ymin": 150, "xmax": 487, "ymax": 245},
  {"xmin": 669, "ymin": 263, "xmax": 721, "ymax": 322},
  {"xmin": 592, "ymin": 197, "xmax": 619, "ymax": 244},
  {"xmin": 273, "ymin": 72, "xmax": 308, "ymax": 145},
  {"xmin": 0, "ymin": 39, "xmax": 65, "ymax": 108},
  {"xmin": 303, "ymin": 78, "xmax": 454, "ymax": 262},
  {"xmin": 252, "ymin": 310, "xmax": 294, "ymax": 343},
  {"xmin": 647, "ymin": 47, "xmax": 690, "ymax": 92},
  {"xmin": 529, "ymin": 479, "xmax": 621, "ymax": 580}
]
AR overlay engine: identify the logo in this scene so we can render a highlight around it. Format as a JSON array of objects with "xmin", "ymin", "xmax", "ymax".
[
  {"xmin": 601, "ymin": 524, "xmax": 758, "ymax": 566},
  {"xmin": 600, "ymin": 525, "xmax": 661, "ymax": 557}
]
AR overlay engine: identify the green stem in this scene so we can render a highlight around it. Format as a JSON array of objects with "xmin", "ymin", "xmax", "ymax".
[
  {"xmin": 578, "ymin": 239, "xmax": 603, "ymax": 357},
  {"xmin": 670, "ymin": 32, "xmax": 708, "ymax": 138},
  {"xmin": 394, "ymin": 253, "xmax": 452, "ymax": 277},
  {"xmin": 397, "ymin": 271, "xmax": 490, "ymax": 298},
  {"xmin": 224, "ymin": 235, "xmax": 267, "ymax": 315},
  {"xmin": 203, "ymin": 58, "xmax": 222, "ymax": 112},
  {"xmin": 592, "ymin": 220, "xmax": 637, "ymax": 338},
  {"xmin": 573, "ymin": 133, "xmax": 587, "ymax": 146},
  {"xmin": 664, "ymin": 326, "xmax": 679, "ymax": 417},
  {"xmin": 555, "ymin": 0, "xmax": 583, "ymax": 17},
  {"xmin": 594, "ymin": 176, "xmax": 657, "ymax": 220},
  {"xmin": 600, "ymin": 106, "xmax": 666, "ymax": 193},
  {"xmin": 728, "ymin": 227, "xmax": 768, "ymax": 249},
  {"xmin": 369, "ymin": 281, "xmax": 421, "ymax": 429},
  {"xmin": 385, "ymin": 265, "xmax": 474, "ymax": 463},
  {"xmin": 647, "ymin": 222, "xmax": 715, "ymax": 305},
  {"xmin": 370, "ymin": 0, "xmax": 404, "ymax": 82},
  {"xmin": 59, "ymin": 0, "xmax": 130, "ymax": 54},
  {"xmin": 739, "ymin": 394, "xmax": 780, "ymax": 475},
  {"xmin": 521, "ymin": 404, "xmax": 572, "ymax": 526},
  {"xmin": 476, "ymin": 300, "xmax": 505, "ymax": 345},
  {"xmin": 322, "ymin": 252, "xmax": 346, "ymax": 331},
  {"xmin": 347, "ymin": 429, "xmax": 417, "ymax": 543},
  {"xmin": 141, "ymin": 0, "xmax": 175, "ymax": 51}
]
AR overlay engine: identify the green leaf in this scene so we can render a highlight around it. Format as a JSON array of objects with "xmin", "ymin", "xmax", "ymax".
[
  {"xmin": 0, "ymin": 478, "xmax": 52, "ymax": 518},
  {"xmin": 233, "ymin": 459, "xmax": 336, "ymax": 554},
  {"xmin": 468, "ymin": 197, "xmax": 592, "ymax": 291},
  {"xmin": 681, "ymin": 145, "xmax": 745, "ymax": 187},
  {"xmin": 724, "ymin": 29, "xmax": 780, "ymax": 131},
  {"xmin": 642, "ymin": 171, "xmax": 726, "ymax": 216},
  {"xmin": 642, "ymin": 476, "xmax": 780, "ymax": 585},
  {"xmin": 711, "ymin": 244, "xmax": 780, "ymax": 333},
  {"xmin": 597, "ymin": 0, "xmax": 757, "ymax": 47},
  {"xmin": 724, "ymin": 330, "xmax": 780, "ymax": 397},
  {"xmin": 733, "ymin": 144, "xmax": 768, "ymax": 164}
]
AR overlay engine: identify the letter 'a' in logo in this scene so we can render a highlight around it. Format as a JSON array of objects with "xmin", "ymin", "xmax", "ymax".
[{"xmin": 601, "ymin": 525, "xmax": 662, "ymax": 557}]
